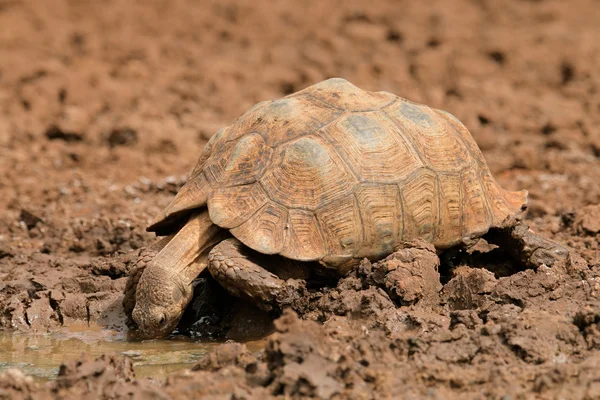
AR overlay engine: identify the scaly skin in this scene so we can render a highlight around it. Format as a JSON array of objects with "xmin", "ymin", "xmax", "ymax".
[
  {"xmin": 207, "ymin": 238, "xmax": 308, "ymax": 312},
  {"xmin": 130, "ymin": 210, "xmax": 222, "ymax": 339}
]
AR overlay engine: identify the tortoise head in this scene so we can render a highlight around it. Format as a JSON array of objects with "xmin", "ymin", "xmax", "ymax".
[{"xmin": 131, "ymin": 265, "xmax": 194, "ymax": 339}]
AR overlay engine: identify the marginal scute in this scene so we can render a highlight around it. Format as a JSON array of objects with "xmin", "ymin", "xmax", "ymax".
[
  {"xmin": 315, "ymin": 196, "xmax": 362, "ymax": 263},
  {"xmin": 190, "ymin": 127, "xmax": 228, "ymax": 179},
  {"xmin": 325, "ymin": 113, "xmax": 422, "ymax": 182},
  {"xmin": 354, "ymin": 184, "xmax": 402, "ymax": 259},
  {"xmin": 148, "ymin": 128, "xmax": 228, "ymax": 233},
  {"xmin": 401, "ymin": 168, "xmax": 439, "ymax": 243},
  {"xmin": 503, "ymin": 187, "xmax": 528, "ymax": 213},
  {"xmin": 280, "ymin": 209, "xmax": 326, "ymax": 261},
  {"xmin": 436, "ymin": 173, "xmax": 463, "ymax": 248},
  {"xmin": 230, "ymin": 202, "xmax": 289, "ymax": 255},
  {"xmin": 203, "ymin": 132, "xmax": 271, "ymax": 186},
  {"xmin": 307, "ymin": 78, "xmax": 396, "ymax": 111},
  {"xmin": 260, "ymin": 136, "xmax": 356, "ymax": 210},
  {"xmin": 480, "ymin": 169, "xmax": 527, "ymax": 227},
  {"xmin": 386, "ymin": 101, "xmax": 472, "ymax": 172},
  {"xmin": 147, "ymin": 173, "xmax": 210, "ymax": 233},
  {"xmin": 224, "ymin": 100, "xmax": 270, "ymax": 143},
  {"xmin": 461, "ymin": 167, "xmax": 492, "ymax": 237},
  {"xmin": 208, "ymin": 184, "xmax": 269, "ymax": 229}
]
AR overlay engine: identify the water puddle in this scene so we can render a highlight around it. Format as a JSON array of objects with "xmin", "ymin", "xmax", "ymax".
[{"xmin": 0, "ymin": 324, "xmax": 266, "ymax": 382}]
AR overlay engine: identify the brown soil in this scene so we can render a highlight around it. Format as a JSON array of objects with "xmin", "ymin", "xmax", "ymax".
[{"xmin": 1, "ymin": 0, "xmax": 600, "ymax": 398}]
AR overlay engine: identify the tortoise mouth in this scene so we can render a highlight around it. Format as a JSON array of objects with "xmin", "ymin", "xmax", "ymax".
[{"xmin": 130, "ymin": 317, "xmax": 181, "ymax": 340}]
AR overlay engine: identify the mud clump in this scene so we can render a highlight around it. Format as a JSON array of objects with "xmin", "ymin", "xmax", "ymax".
[
  {"xmin": 0, "ymin": 355, "xmax": 164, "ymax": 400},
  {"xmin": 168, "ymin": 256, "xmax": 599, "ymax": 399},
  {"xmin": 0, "ymin": 369, "xmax": 36, "ymax": 400},
  {"xmin": 3, "ymin": 250, "xmax": 600, "ymax": 399},
  {"xmin": 280, "ymin": 241, "xmax": 444, "ymax": 336},
  {"xmin": 443, "ymin": 266, "xmax": 497, "ymax": 310},
  {"xmin": 50, "ymin": 355, "xmax": 143, "ymax": 398},
  {"xmin": 356, "ymin": 241, "xmax": 442, "ymax": 307},
  {"xmin": 166, "ymin": 247, "xmax": 599, "ymax": 398},
  {"xmin": 575, "ymin": 204, "xmax": 600, "ymax": 235}
]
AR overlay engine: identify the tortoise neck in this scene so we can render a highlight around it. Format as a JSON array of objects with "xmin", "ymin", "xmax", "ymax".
[{"xmin": 151, "ymin": 209, "xmax": 223, "ymax": 284}]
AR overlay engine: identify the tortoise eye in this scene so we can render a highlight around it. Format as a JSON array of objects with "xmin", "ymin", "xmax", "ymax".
[{"xmin": 158, "ymin": 315, "xmax": 166, "ymax": 325}]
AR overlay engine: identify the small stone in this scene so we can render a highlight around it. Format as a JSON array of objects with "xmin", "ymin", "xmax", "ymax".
[
  {"xmin": 60, "ymin": 293, "xmax": 88, "ymax": 322},
  {"xmin": 443, "ymin": 266, "xmax": 497, "ymax": 310},
  {"xmin": 578, "ymin": 204, "xmax": 600, "ymax": 234},
  {"xmin": 19, "ymin": 209, "xmax": 43, "ymax": 230},
  {"xmin": 50, "ymin": 290, "xmax": 65, "ymax": 302},
  {"xmin": 27, "ymin": 295, "xmax": 58, "ymax": 330},
  {"xmin": 107, "ymin": 127, "xmax": 138, "ymax": 148}
]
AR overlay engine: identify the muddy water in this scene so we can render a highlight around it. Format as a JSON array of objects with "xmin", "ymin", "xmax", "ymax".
[{"xmin": 0, "ymin": 325, "xmax": 265, "ymax": 382}]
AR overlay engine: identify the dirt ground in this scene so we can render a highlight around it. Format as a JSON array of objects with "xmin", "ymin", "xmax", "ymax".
[{"xmin": 1, "ymin": 0, "xmax": 600, "ymax": 398}]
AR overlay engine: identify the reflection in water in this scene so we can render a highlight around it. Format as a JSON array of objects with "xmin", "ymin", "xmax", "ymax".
[{"xmin": 0, "ymin": 325, "xmax": 266, "ymax": 382}]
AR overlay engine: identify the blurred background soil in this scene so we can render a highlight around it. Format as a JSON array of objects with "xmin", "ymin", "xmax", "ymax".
[{"xmin": 1, "ymin": 0, "xmax": 599, "ymax": 398}]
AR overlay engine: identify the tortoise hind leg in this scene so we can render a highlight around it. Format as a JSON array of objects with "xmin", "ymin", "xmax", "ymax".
[
  {"xmin": 484, "ymin": 222, "xmax": 569, "ymax": 269},
  {"xmin": 123, "ymin": 235, "xmax": 174, "ymax": 325},
  {"xmin": 207, "ymin": 238, "xmax": 309, "ymax": 312}
]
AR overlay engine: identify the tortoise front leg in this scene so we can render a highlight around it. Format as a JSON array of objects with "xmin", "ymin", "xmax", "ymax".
[
  {"xmin": 123, "ymin": 235, "xmax": 173, "ymax": 324},
  {"xmin": 484, "ymin": 222, "xmax": 569, "ymax": 269},
  {"xmin": 207, "ymin": 238, "xmax": 308, "ymax": 312}
]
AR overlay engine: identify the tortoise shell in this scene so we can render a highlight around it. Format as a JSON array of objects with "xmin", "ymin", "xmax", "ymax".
[{"xmin": 148, "ymin": 78, "xmax": 527, "ymax": 270}]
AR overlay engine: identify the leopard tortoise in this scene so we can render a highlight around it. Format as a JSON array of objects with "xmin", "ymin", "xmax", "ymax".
[{"xmin": 123, "ymin": 78, "xmax": 568, "ymax": 338}]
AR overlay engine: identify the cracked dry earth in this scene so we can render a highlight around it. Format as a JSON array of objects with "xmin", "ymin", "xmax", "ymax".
[{"xmin": 1, "ymin": 0, "xmax": 600, "ymax": 399}]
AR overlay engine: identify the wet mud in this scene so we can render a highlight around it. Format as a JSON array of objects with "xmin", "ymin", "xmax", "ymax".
[
  {"xmin": 0, "ymin": 328, "xmax": 254, "ymax": 382},
  {"xmin": 1, "ymin": 0, "xmax": 600, "ymax": 398}
]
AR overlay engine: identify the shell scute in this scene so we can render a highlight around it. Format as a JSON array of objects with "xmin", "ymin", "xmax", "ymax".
[
  {"xmin": 385, "ymin": 101, "xmax": 472, "ymax": 172},
  {"xmin": 207, "ymin": 184, "xmax": 269, "ymax": 229},
  {"xmin": 230, "ymin": 202, "xmax": 289, "ymax": 255},
  {"xmin": 306, "ymin": 78, "xmax": 396, "ymax": 111},
  {"xmin": 260, "ymin": 136, "xmax": 356, "ymax": 210},
  {"xmin": 400, "ymin": 168, "xmax": 439, "ymax": 243},
  {"xmin": 354, "ymin": 184, "xmax": 403, "ymax": 259},
  {"xmin": 315, "ymin": 196, "xmax": 362, "ymax": 264},
  {"xmin": 280, "ymin": 210, "xmax": 327, "ymax": 261},
  {"xmin": 324, "ymin": 113, "xmax": 423, "ymax": 183},
  {"xmin": 203, "ymin": 132, "xmax": 271, "ymax": 186},
  {"xmin": 436, "ymin": 173, "xmax": 463, "ymax": 248},
  {"xmin": 461, "ymin": 167, "xmax": 492, "ymax": 238},
  {"xmin": 227, "ymin": 95, "xmax": 342, "ymax": 146},
  {"xmin": 434, "ymin": 109, "xmax": 489, "ymax": 166}
]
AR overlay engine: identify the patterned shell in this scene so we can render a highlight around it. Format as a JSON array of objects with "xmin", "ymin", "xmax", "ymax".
[{"xmin": 148, "ymin": 78, "xmax": 527, "ymax": 270}]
